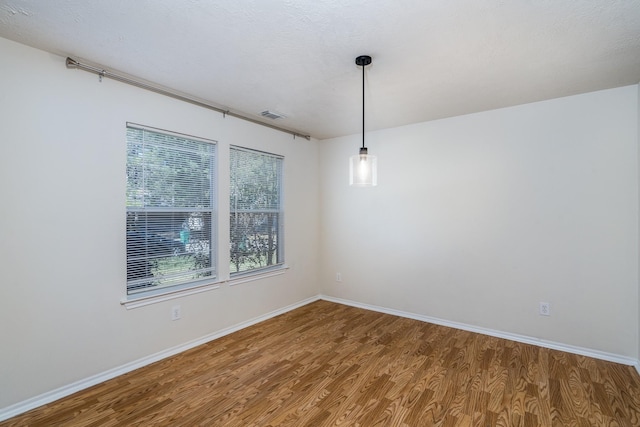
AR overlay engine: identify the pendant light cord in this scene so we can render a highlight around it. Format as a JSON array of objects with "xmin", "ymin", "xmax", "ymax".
[
  {"xmin": 354, "ymin": 55, "xmax": 371, "ymax": 153},
  {"xmin": 362, "ymin": 61, "xmax": 366, "ymax": 150}
]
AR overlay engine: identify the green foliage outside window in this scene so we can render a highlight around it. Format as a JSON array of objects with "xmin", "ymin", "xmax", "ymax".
[{"xmin": 230, "ymin": 147, "xmax": 283, "ymax": 275}]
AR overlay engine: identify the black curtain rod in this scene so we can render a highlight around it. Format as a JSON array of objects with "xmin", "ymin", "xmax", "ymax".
[{"xmin": 65, "ymin": 57, "xmax": 311, "ymax": 141}]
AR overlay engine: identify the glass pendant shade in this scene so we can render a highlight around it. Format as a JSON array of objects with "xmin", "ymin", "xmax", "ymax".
[{"xmin": 349, "ymin": 148, "xmax": 377, "ymax": 186}]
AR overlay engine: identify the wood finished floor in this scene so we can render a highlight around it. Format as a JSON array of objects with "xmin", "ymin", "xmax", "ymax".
[{"xmin": 3, "ymin": 300, "xmax": 640, "ymax": 426}]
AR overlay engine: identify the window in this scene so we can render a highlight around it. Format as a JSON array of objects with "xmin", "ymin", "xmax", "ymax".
[
  {"xmin": 126, "ymin": 124, "xmax": 216, "ymax": 295},
  {"xmin": 230, "ymin": 146, "xmax": 284, "ymax": 275}
]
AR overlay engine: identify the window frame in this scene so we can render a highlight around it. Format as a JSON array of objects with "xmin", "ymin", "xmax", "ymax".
[
  {"xmin": 229, "ymin": 145, "xmax": 285, "ymax": 278},
  {"xmin": 124, "ymin": 123, "xmax": 218, "ymax": 303}
]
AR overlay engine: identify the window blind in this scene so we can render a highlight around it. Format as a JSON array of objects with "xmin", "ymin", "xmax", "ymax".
[
  {"xmin": 126, "ymin": 124, "xmax": 217, "ymax": 295},
  {"xmin": 230, "ymin": 146, "xmax": 284, "ymax": 275}
]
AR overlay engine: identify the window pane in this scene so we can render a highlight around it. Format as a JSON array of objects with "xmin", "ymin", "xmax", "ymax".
[
  {"xmin": 127, "ymin": 128, "xmax": 213, "ymax": 209},
  {"xmin": 230, "ymin": 147, "xmax": 283, "ymax": 275},
  {"xmin": 126, "ymin": 125, "xmax": 216, "ymax": 295},
  {"xmin": 230, "ymin": 211, "xmax": 281, "ymax": 274}
]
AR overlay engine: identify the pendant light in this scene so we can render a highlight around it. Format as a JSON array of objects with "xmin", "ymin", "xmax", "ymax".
[{"xmin": 349, "ymin": 55, "xmax": 377, "ymax": 187}]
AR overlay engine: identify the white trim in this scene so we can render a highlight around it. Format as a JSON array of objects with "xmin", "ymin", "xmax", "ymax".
[
  {"xmin": 2, "ymin": 293, "xmax": 637, "ymax": 422},
  {"xmin": 228, "ymin": 265, "xmax": 289, "ymax": 287},
  {"xmin": 127, "ymin": 122, "xmax": 218, "ymax": 145},
  {"xmin": 121, "ymin": 282, "xmax": 222, "ymax": 309},
  {"xmin": 121, "ymin": 262, "xmax": 289, "ymax": 310},
  {"xmin": 0, "ymin": 295, "xmax": 320, "ymax": 422},
  {"xmin": 319, "ymin": 295, "xmax": 639, "ymax": 367}
]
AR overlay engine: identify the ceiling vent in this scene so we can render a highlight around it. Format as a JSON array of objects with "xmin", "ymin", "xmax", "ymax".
[{"xmin": 261, "ymin": 110, "xmax": 286, "ymax": 120}]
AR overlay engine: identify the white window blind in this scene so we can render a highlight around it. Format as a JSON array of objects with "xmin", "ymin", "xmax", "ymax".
[
  {"xmin": 126, "ymin": 124, "xmax": 217, "ymax": 295},
  {"xmin": 230, "ymin": 146, "xmax": 284, "ymax": 275}
]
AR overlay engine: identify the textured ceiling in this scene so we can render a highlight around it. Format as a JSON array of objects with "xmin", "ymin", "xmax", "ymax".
[{"xmin": 1, "ymin": 0, "xmax": 639, "ymax": 140}]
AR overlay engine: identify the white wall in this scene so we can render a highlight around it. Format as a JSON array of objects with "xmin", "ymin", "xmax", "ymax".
[
  {"xmin": 1, "ymin": 33, "xmax": 638, "ymax": 415},
  {"xmin": 0, "ymin": 37, "xmax": 319, "ymax": 410},
  {"xmin": 320, "ymin": 85, "xmax": 639, "ymax": 359}
]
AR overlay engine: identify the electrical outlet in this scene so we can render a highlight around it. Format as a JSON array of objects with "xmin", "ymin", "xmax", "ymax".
[
  {"xmin": 171, "ymin": 305, "xmax": 181, "ymax": 321},
  {"xmin": 336, "ymin": 272, "xmax": 342, "ymax": 282},
  {"xmin": 539, "ymin": 302, "xmax": 550, "ymax": 316}
]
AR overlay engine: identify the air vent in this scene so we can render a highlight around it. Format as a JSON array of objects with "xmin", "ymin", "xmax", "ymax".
[{"xmin": 261, "ymin": 110, "xmax": 286, "ymax": 120}]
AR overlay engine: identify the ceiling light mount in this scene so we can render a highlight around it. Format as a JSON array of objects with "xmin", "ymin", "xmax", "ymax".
[{"xmin": 355, "ymin": 55, "xmax": 372, "ymax": 67}]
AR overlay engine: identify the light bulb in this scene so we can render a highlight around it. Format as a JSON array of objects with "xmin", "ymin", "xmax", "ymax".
[{"xmin": 358, "ymin": 155, "xmax": 369, "ymax": 180}]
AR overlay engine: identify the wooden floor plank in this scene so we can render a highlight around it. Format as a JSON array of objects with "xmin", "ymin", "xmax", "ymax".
[{"xmin": 2, "ymin": 300, "xmax": 639, "ymax": 426}]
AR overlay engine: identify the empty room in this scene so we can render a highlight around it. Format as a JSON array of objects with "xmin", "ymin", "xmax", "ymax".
[{"xmin": 1, "ymin": 1, "xmax": 639, "ymax": 426}]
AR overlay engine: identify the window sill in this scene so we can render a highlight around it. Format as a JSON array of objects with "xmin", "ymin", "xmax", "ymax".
[
  {"xmin": 228, "ymin": 265, "xmax": 289, "ymax": 287},
  {"xmin": 121, "ymin": 266, "xmax": 289, "ymax": 309},
  {"xmin": 121, "ymin": 281, "xmax": 222, "ymax": 310}
]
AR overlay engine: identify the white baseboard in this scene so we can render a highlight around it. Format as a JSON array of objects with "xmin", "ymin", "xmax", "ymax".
[
  {"xmin": 0, "ymin": 295, "xmax": 320, "ymax": 422},
  {"xmin": 319, "ymin": 295, "xmax": 639, "ymax": 367},
  {"xmin": 2, "ymin": 293, "xmax": 637, "ymax": 422}
]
